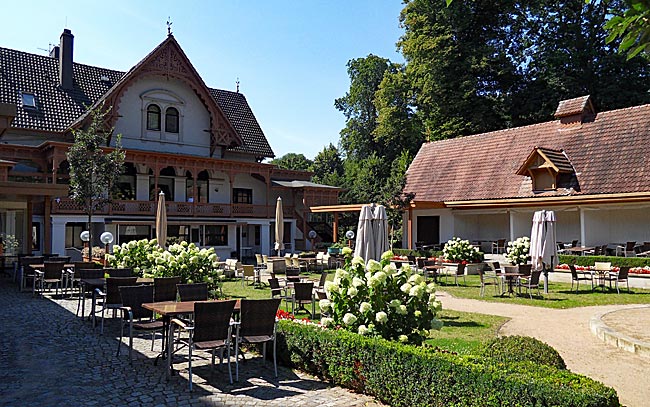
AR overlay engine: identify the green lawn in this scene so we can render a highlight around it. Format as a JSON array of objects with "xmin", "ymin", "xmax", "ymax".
[
  {"xmin": 426, "ymin": 309, "xmax": 508, "ymax": 353},
  {"xmin": 437, "ymin": 274, "xmax": 650, "ymax": 308}
]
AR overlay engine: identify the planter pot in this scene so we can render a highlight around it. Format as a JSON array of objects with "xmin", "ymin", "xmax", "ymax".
[{"xmin": 328, "ymin": 247, "xmax": 340, "ymax": 255}]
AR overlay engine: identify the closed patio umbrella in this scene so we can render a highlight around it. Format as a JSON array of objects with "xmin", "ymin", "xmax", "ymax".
[
  {"xmin": 530, "ymin": 210, "xmax": 558, "ymax": 294},
  {"xmin": 530, "ymin": 210, "xmax": 545, "ymax": 272},
  {"xmin": 156, "ymin": 191, "xmax": 167, "ymax": 249},
  {"xmin": 274, "ymin": 197, "xmax": 284, "ymax": 256},
  {"xmin": 354, "ymin": 205, "xmax": 375, "ymax": 262},
  {"xmin": 374, "ymin": 205, "xmax": 389, "ymax": 260}
]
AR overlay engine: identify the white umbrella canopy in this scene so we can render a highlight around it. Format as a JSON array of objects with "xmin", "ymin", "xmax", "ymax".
[
  {"xmin": 373, "ymin": 205, "xmax": 389, "ymax": 260},
  {"xmin": 530, "ymin": 210, "xmax": 546, "ymax": 271},
  {"xmin": 274, "ymin": 197, "xmax": 284, "ymax": 256},
  {"xmin": 156, "ymin": 191, "xmax": 167, "ymax": 248},
  {"xmin": 542, "ymin": 210, "xmax": 558, "ymax": 271},
  {"xmin": 354, "ymin": 205, "xmax": 376, "ymax": 262}
]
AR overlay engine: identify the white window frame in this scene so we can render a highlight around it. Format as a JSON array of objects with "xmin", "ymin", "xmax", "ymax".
[{"xmin": 140, "ymin": 89, "xmax": 185, "ymax": 143}]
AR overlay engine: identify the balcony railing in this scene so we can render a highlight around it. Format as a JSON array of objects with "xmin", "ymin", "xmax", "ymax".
[{"xmin": 51, "ymin": 198, "xmax": 293, "ymax": 219}]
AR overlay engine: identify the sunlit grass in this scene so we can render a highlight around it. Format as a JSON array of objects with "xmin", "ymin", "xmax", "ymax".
[{"xmin": 437, "ymin": 274, "xmax": 650, "ymax": 308}]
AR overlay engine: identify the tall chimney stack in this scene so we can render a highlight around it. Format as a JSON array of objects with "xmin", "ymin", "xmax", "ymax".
[{"xmin": 59, "ymin": 29, "xmax": 74, "ymax": 89}]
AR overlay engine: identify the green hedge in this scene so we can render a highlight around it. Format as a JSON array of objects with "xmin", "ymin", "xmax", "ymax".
[
  {"xmin": 558, "ymin": 255, "xmax": 650, "ymax": 268},
  {"xmin": 393, "ymin": 248, "xmax": 444, "ymax": 258},
  {"xmin": 480, "ymin": 335, "xmax": 566, "ymax": 370},
  {"xmin": 276, "ymin": 321, "xmax": 619, "ymax": 407}
]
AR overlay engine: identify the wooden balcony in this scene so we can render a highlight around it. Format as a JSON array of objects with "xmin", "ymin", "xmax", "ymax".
[{"xmin": 51, "ymin": 198, "xmax": 294, "ymax": 219}]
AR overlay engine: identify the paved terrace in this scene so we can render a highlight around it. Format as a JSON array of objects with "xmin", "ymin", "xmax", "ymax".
[{"xmin": 0, "ymin": 277, "xmax": 383, "ymax": 407}]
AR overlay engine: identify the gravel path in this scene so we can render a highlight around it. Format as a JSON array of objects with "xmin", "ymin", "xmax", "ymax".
[{"xmin": 437, "ymin": 291, "xmax": 649, "ymax": 407}]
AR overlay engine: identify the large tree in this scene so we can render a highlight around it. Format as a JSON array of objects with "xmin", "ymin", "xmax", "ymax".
[
  {"xmin": 270, "ymin": 153, "xmax": 313, "ymax": 171},
  {"xmin": 67, "ymin": 106, "xmax": 125, "ymax": 257},
  {"xmin": 311, "ymin": 143, "xmax": 344, "ymax": 187}
]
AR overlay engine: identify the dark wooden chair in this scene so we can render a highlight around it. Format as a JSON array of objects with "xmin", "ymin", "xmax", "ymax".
[
  {"xmin": 291, "ymin": 282, "xmax": 315, "ymax": 317},
  {"xmin": 171, "ymin": 300, "xmax": 237, "ymax": 389},
  {"xmin": 177, "ymin": 283, "xmax": 208, "ymax": 302},
  {"xmin": 569, "ymin": 264, "xmax": 594, "ymax": 292},
  {"xmin": 517, "ymin": 270, "xmax": 542, "ymax": 299},
  {"xmin": 117, "ymin": 285, "xmax": 164, "ymax": 364},
  {"xmin": 445, "ymin": 263, "xmax": 466, "ymax": 286},
  {"xmin": 604, "ymin": 266, "xmax": 630, "ymax": 294},
  {"xmin": 95, "ymin": 277, "xmax": 138, "ymax": 334},
  {"xmin": 153, "ymin": 276, "xmax": 181, "ymax": 302},
  {"xmin": 76, "ymin": 268, "xmax": 105, "ymax": 317},
  {"xmin": 37, "ymin": 261, "xmax": 66, "ymax": 297},
  {"xmin": 478, "ymin": 267, "xmax": 500, "ymax": 296},
  {"xmin": 235, "ymin": 298, "xmax": 281, "ymax": 381}
]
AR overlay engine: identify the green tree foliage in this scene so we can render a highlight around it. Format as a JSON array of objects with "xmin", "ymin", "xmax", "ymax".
[
  {"xmin": 270, "ymin": 153, "xmax": 313, "ymax": 171},
  {"xmin": 67, "ymin": 106, "xmax": 125, "ymax": 253},
  {"xmin": 311, "ymin": 143, "xmax": 344, "ymax": 186},
  {"xmin": 604, "ymin": 0, "xmax": 650, "ymax": 59}
]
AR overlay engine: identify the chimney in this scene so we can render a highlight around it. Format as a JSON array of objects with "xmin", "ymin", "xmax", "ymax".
[
  {"xmin": 554, "ymin": 95, "xmax": 595, "ymax": 126},
  {"xmin": 59, "ymin": 29, "xmax": 74, "ymax": 90}
]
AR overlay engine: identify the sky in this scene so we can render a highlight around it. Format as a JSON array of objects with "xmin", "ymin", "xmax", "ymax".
[{"xmin": 1, "ymin": 0, "xmax": 405, "ymax": 160}]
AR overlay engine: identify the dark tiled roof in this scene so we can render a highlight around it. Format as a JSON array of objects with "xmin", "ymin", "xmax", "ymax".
[
  {"xmin": 554, "ymin": 95, "xmax": 591, "ymax": 118},
  {"xmin": 0, "ymin": 46, "xmax": 274, "ymax": 157},
  {"xmin": 405, "ymin": 103, "xmax": 650, "ymax": 202}
]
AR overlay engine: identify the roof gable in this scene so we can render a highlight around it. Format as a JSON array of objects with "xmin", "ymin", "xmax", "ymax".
[
  {"xmin": 516, "ymin": 147, "xmax": 574, "ymax": 175},
  {"xmin": 71, "ymin": 35, "xmax": 242, "ymax": 156}
]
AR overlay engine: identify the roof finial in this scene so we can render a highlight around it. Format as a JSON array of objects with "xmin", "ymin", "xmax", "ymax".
[
  {"xmin": 236, "ymin": 77, "xmax": 240, "ymax": 93},
  {"xmin": 166, "ymin": 17, "xmax": 173, "ymax": 36}
]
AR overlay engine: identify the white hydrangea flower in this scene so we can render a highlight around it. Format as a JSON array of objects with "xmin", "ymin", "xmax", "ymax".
[
  {"xmin": 342, "ymin": 246, "xmax": 353, "ymax": 256},
  {"xmin": 398, "ymin": 335, "xmax": 409, "ymax": 343},
  {"xmin": 400, "ymin": 283, "xmax": 412, "ymax": 294},
  {"xmin": 324, "ymin": 281, "xmax": 339, "ymax": 294},
  {"xmin": 352, "ymin": 277, "xmax": 365, "ymax": 288},
  {"xmin": 347, "ymin": 286, "xmax": 358, "ymax": 297},
  {"xmin": 414, "ymin": 310, "xmax": 422, "ymax": 318},
  {"xmin": 351, "ymin": 256, "xmax": 365, "ymax": 267},
  {"xmin": 409, "ymin": 285, "xmax": 424, "ymax": 299},
  {"xmin": 397, "ymin": 304, "xmax": 408, "ymax": 315},
  {"xmin": 343, "ymin": 313, "xmax": 357, "ymax": 325},
  {"xmin": 358, "ymin": 325, "xmax": 368, "ymax": 335},
  {"xmin": 375, "ymin": 311, "xmax": 388, "ymax": 324},
  {"xmin": 319, "ymin": 299, "xmax": 331, "ymax": 311},
  {"xmin": 373, "ymin": 271, "xmax": 387, "ymax": 284},
  {"xmin": 389, "ymin": 299, "xmax": 401, "ymax": 308},
  {"xmin": 380, "ymin": 250, "xmax": 394, "ymax": 261},
  {"xmin": 320, "ymin": 317, "xmax": 334, "ymax": 327},
  {"xmin": 359, "ymin": 302, "xmax": 372, "ymax": 313},
  {"xmin": 408, "ymin": 274, "xmax": 424, "ymax": 285},
  {"xmin": 366, "ymin": 259, "xmax": 382, "ymax": 272}
]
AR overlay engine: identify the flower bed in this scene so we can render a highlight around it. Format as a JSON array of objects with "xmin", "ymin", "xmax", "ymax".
[{"xmin": 276, "ymin": 320, "xmax": 619, "ymax": 407}]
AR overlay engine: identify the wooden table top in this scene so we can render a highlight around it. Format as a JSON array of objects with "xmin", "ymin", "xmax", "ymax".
[
  {"xmin": 142, "ymin": 299, "xmax": 241, "ymax": 316},
  {"xmin": 80, "ymin": 277, "xmax": 153, "ymax": 287}
]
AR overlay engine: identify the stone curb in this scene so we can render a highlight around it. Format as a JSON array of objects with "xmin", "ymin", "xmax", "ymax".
[{"xmin": 589, "ymin": 306, "xmax": 650, "ymax": 359}]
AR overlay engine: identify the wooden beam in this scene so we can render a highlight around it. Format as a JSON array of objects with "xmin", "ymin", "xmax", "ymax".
[{"xmin": 333, "ymin": 213, "xmax": 338, "ymax": 243}]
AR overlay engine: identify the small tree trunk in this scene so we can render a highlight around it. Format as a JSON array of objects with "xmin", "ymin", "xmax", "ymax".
[{"xmin": 87, "ymin": 201, "xmax": 93, "ymax": 262}]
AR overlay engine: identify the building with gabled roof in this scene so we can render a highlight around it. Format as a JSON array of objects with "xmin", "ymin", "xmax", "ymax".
[
  {"xmin": 403, "ymin": 95, "xmax": 650, "ymax": 252},
  {"xmin": 0, "ymin": 29, "xmax": 339, "ymax": 258}
]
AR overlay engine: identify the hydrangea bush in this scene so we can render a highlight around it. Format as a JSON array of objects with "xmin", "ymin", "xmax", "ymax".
[
  {"xmin": 320, "ymin": 247, "xmax": 442, "ymax": 344},
  {"xmin": 106, "ymin": 239, "xmax": 223, "ymax": 294},
  {"xmin": 506, "ymin": 237, "xmax": 530, "ymax": 265},
  {"xmin": 442, "ymin": 237, "xmax": 482, "ymax": 263}
]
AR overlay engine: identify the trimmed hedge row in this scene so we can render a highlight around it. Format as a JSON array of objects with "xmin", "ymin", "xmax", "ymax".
[
  {"xmin": 480, "ymin": 335, "xmax": 566, "ymax": 370},
  {"xmin": 276, "ymin": 321, "xmax": 619, "ymax": 407},
  {"xmin": 558, "ymin": 254, "xmax": 650, "ymax": 268},
  {"xmin": 393, "ymin": 248, "xmax": 444, "ymax": 258}
]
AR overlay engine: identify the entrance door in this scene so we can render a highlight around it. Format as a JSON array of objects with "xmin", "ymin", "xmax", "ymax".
[{"xmin": 417, "ymin": 216, "xmax": 440, "ymax": 246}]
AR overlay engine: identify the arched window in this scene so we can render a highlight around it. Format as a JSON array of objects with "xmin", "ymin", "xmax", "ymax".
[
  {"xmin": 165, "ymin": 107, "xmax": 179, "ymax": 133},
  {"xmin": 146, "ymin": 104, "xmax": 161, "ymax": 131}
]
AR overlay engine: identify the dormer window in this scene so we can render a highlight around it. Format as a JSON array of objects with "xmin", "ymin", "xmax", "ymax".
[
  {"xmin": 21, "ymin": 93, "xmax": 37, "ymax": 108},
  {"xmin": 146, "ymin": 104, "xmax": 161, "ymax": 131},
  {"xmin": 165, "ymin": 107, "xmax": 179, "ymax": 133},
  {"xmin": 516, "ymin": 147, "xmax": 578, "ymax": 192}
]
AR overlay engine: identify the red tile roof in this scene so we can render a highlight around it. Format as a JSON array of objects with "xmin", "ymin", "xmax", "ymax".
[{"xmin": 404, "ymin": 102, "xmax": 650, "ymax": 203}]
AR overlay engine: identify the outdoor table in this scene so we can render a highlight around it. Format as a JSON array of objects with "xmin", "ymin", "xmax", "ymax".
[
  {"xmin": 590, "ymin": 268, "xmax": 612, "ymax": 292},
  {"xmin": 500, "ymin": 272, "xmax": 523, "ymax": 296},
  {"xmin": 422, "ymin": 265, "xmax": 446, "ymax": 283},
  {"xmin": 142, "ymin": 299, "xmax": 241, "ymax": 370},
  {"xmin": 564, "ymin": 247, "xmax": 595, "ymax": 256}
]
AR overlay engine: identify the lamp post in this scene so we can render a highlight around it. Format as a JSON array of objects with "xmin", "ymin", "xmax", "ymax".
[
  {"xmin": 100, "ymin": 232, "xmax": 114, "ymax": 266},
  {"xmin": 308, "ymin": 230, "xmax": 317, "ymax": 251},
  {"xmin": 80, "ymin": 230, "xmax": 90, "ymax": 261},
  {"xmin": 346, "ymin": 230, "xmax": 355, "ymax": 248}
]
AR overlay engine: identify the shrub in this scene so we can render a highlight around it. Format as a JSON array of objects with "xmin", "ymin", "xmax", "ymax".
[
  {"xmin": 107, "ymin": 238, "xmax": 223, "ymax": 294},
  {"xmin": 276, "ymin": 321, "xmax": 619, "ymax": 407},
  {"xmin": 480, "ymin": 335, "xmax": 566, "ymax": 370},
  {"xmin": 443, "ymin": 237, "xmax": 482, "ymax": 263},
  {"xmin": 321, "ymin": 248, "xmax": 442, "ymax": 344},
  {"xmin": 392, "ymin": 248, "xmax": 444, "ymax": 258},
  {"xmin": 506, "ymin": 237, "xmax": 530, "ymax": 265}
]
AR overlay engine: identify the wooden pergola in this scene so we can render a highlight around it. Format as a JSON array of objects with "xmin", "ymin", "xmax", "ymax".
[{"xmin": 309, "ymin": 203, "xmax": 369, "ymax": 242}]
